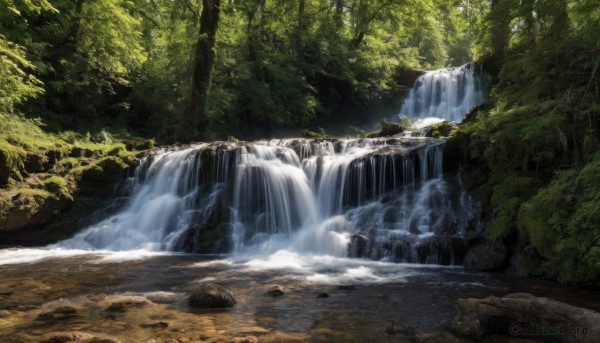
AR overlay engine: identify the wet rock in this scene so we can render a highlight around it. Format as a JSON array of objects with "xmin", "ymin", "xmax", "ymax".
[
  {"xmin": 36, "ymin": 306, "xmax": 77, "ymax": 321},
  {"xmin": 105, "ymin": 303, "xmax": 127, "ymax": 312},
  {"xmin": 145, "ymin": 292, "xmax": 178, "ymax": 304},
  {"xmin": 238, "ymin": 326, "xmax": 271, "ymax": 335},
  {"xmin": 265, "ymin": 285, "xmax": 284, "ymax": 297},
  {"xmin": 39, "ymin": 331, "xmax": 120, "ymax": 343},
  {"xmin": 139, "ymin": 321, "xmax": 169, "ymax": 329},
  {"xmin": 317, "ymin": 292, "xmax": 329, "ymax": 298},
  {"xmin": 230, "ymin": 337, "xmax": 258, "ymax": 343},
  {"xmin": 188, "ymin": 283, "xmax": 236, "ymax": 308},
  {"xmin": 390, "ymin": 235, "xmax": 466, "ymax": 265},
  {"xmin": 452, "ymin": 293, "xmax": 600, "ymax": 342},
  {"xmin": 337, "ymin": 285, "xmax": 356, "ymax": 290},
  {"xmin": 348, "ymin": 233, "xmax": 369, "ymax": 258},
  {"xmin": 463, "ymin": 244, "xmax": 506, "ymax": 271},
  {"xmin": 105, "ymin": 299, "xmax": 149, "ymax": 312}
]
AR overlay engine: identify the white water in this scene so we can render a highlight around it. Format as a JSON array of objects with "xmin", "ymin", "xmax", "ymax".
[
  {"xmin": 15, "ymin": 136, "xmax": 478, "ymax": 267},
  {"xmin": 400, "ymin": 63, "xmax": 486, "ymax": 123}
]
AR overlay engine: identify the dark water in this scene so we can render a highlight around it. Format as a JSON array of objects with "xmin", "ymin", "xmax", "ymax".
[{"xmin": 0, "ymin": 253, "xmax": 598, "ymax": 342}]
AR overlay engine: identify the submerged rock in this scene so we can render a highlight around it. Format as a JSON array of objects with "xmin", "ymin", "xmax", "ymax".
[
  {"xmin": 188, "ymin": 283, "xmax": 236, "ymax": 308},
  {"xmin": 265, "ymin": 285, "xmax": 284, "ymax": 297},
  {"xmin": 452, "ymin": 293, "xmax": 600, "ymax": 342}
]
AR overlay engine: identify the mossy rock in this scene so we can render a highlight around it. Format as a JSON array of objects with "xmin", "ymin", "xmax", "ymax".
[
  {"xmin": 379, "ymin": 122, "xmax": 405, "ymax": 137},
  {"xmin": 0, "ymin": 142, "xmax": 26, "ymax": 186},
  {"xmin": 24, "ymin": 152, "xmax": 48, "ymax": 174},
  {"xmin": 0, "ymin": 187, "xmax": 73, "ymax": 232},
  {"xmin": 123, "ymin": 138, "xmax": 156, "ymax": 151},
  {"xmin": 429, "ymin": 121, "xmax": 458, "ymax": 137},
  {"xmin": 39, "ymin": 176, "xmax": 72, "ymax": 200},
  {"xmin": 188, "ymin": 283, "xmax": 236, "ymax": 308}
]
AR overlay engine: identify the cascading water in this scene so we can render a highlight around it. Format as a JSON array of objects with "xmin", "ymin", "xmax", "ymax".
[
  {"xmin": 58, "ymin": 137, "xmax": 481, "ymax": 265},
  {"xmin": 400, "ymin": 63, "xmax": 487, "ymax": 124}
]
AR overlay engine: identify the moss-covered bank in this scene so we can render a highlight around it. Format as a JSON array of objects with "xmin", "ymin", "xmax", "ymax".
[{"xmin": 0, "ymin": 113, "xmax": 152, "ymax": 246}]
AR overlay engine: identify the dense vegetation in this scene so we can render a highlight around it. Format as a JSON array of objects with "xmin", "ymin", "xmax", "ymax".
[
  {"xmin": 1, "ymin": 0, "xmax": 600, "ymax": 284},
  {"xmin": 1, "ymin": 0, "xmax": 474, "ymax": 141},
  {"xmin": 462, "ymin": 0, "xmax": 600, "ymax": 284}
]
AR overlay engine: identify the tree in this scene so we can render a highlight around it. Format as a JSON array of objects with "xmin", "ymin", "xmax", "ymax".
[
  {"xmin": 178, "ymin": 0, "xmax": 221, "ymax": 142},
  {"xmin": 0, "ymin": 0, "xmax": 55, "ymax": 113}
]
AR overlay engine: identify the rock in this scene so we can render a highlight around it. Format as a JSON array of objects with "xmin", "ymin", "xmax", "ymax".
[
  {"xmin": 105, "ymin": 303, "xmax": 127, "ymax": 313},
  {"xmin": 24, "ymin": 152, "xmax": 47, "ymax": 173},
  {"xmin": 429, "ymin": 120, "xmax": 458, "ymax": 138},
  {"xmin": 348, "ymin": 233, "xmax": 369, "ymax": 258},
  {"xmin": 188, "ymin": 283, "xmax": 236, "ymax": 308},
  {"xmin": 265, "ymin": 285, "xmax": 284, "ymax": 297},
  {"xmin": 389, "ymin": 235, "xmax": 466, "ymax": 265},
  {"xmin": 105, "ymin": 299, "xmax": 149, "ymax": 312},
  {"xmin": 317, "ymin": 292, "xmax": 329, "ymax": 298},
  {"xmin": 39, "ymin": 331, "xmax": 120, "ymax": 343},
  {"xmin": 139, "ymin": 321, "xmax": 169, "ymax": 329},
  {"xmin": 337, "ymin": 285, "xmax": 356, "ymax": 290},
  {"xmin": 0, "ymin": 188, "xmax": 73, "ymax": 232},
  {"xmin": 509, "ymin": 246, "xmax": 544, "ymax": 277},
  {"xmin": 452, "ymin": 293, "xmax": 600, "ymax": 342},
  {"xmin": 36, "ymin": 306, "xmax": 77, "ymax": 321},
  {"xmin": 145, "ymin": 292, "xmax": 177, "ymax": 304},
  {"xmin": 463, "ymin": 244, "xmax": 506, "ymax": 271}
]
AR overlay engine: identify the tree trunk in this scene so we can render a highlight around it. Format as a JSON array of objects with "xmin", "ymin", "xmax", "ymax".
[
  {"xmin": 177, "ymin": 0, "xmax": 221, "ymax": 142},
  {"xmin": 335, "ymin": 0, "xmax": 344, "ymax": 27},
  {"xmin": 67, "ymin": 0, "xmax": 85, "ymax": 43},
  {"xmin": 490, "ymin": 0, "xmax": 510, "ymax": 68},
  {"xmin": 547, "ymin": 0, "xmax": 568, "ymax": 40}
]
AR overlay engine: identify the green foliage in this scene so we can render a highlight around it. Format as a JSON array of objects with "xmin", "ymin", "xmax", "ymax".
[
  {"xmin": 462, "ymin": 0, "xmax": 600, "ymax": 284},
  {"xmin": 519, "ymin": 155, "xmax": 600, "ymax": 284},
  {"xmin": 304, "ymin": 127, "xmax": 329, "ymax": 139}
]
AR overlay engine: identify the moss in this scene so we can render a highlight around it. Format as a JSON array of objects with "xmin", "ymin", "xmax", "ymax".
[
  {"xmin": 430, "ymin": 120, "xmax": 458, "ymax": 137},
  {"xmin": 379, "ymin": 122, "xmax": 405, "ymax": 136},
  {"xmin": 40, "ymin": 176, "xmax": 72, "ymax": 200},
  {"xmin": 518, "ymin": 156, "xmax": 600, "ymax": 284},
  {"xmin": 107, "ymin": 143, "xmax": 127, "ymax": 156},
  {"xmin": 304, "ymin": 127, "xmax": 329, "ymax": 139},
  {"xmin": 55, "ymin": 157, "xmax": 81, "ymax": 173},
  {"xmin": 486, "ymin": 175, "xmax": 540, "ymax": 241}
]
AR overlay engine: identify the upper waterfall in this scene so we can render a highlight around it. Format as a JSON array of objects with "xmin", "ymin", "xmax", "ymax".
[{"xmin": 400, "ymin": 63, "xmax": 487, "ymax": 123}]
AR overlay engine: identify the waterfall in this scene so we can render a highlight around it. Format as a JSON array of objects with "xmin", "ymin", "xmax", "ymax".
[
  {"xmin": 400, "ymin": 63, "xmax": 487, "ymax": 123},
  {"xmin": 58, "ymin": 137, "xmax": 481, "ymax": 265}
]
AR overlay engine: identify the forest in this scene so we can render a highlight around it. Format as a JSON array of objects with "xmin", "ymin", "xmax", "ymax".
[{"xmin": 1, "ymin": 0, "xmax": 600, "ymax": 286}]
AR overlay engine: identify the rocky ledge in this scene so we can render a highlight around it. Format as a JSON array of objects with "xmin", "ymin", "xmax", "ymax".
[{"xmin": 453, "ymin": 293, "xmax": 600, "ymax": 342}]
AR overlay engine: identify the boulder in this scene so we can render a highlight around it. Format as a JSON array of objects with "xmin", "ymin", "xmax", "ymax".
[
  {"xmin": 265, "ymin": 285, "xmax": 284, "ymax": 297},
  {"xmin": 188, "ymin": 283, "xmax": 236, "ymax": 308},
  {"xmin": 452, "ymin": 293, "xmax": 600, "ymax": 342},
  {"xmin": 0, "ymin": 188, "xmax": 73, "ymax": 232},
  {"xmin": 463, "ymin": 244, "xmax": 506, "ymax": 271}
]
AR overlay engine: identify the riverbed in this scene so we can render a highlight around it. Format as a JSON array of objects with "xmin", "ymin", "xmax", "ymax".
[{"xmin": 1, "ymin": 250, "xmax": 598, "ymax": 342}]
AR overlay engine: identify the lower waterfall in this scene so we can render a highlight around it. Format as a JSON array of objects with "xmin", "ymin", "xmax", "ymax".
[{"xmin": 58, "ymin": 136, "xmax": 481, "ymax": 265}]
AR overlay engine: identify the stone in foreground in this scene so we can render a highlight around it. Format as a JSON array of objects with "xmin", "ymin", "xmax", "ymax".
[
  {"xmin": 188, "ymin": 283, "xmax": 236, "ymax": 308},
  {"xmin": 452, "ymin": 293, "xmax": 600, "ymax": 342}
]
